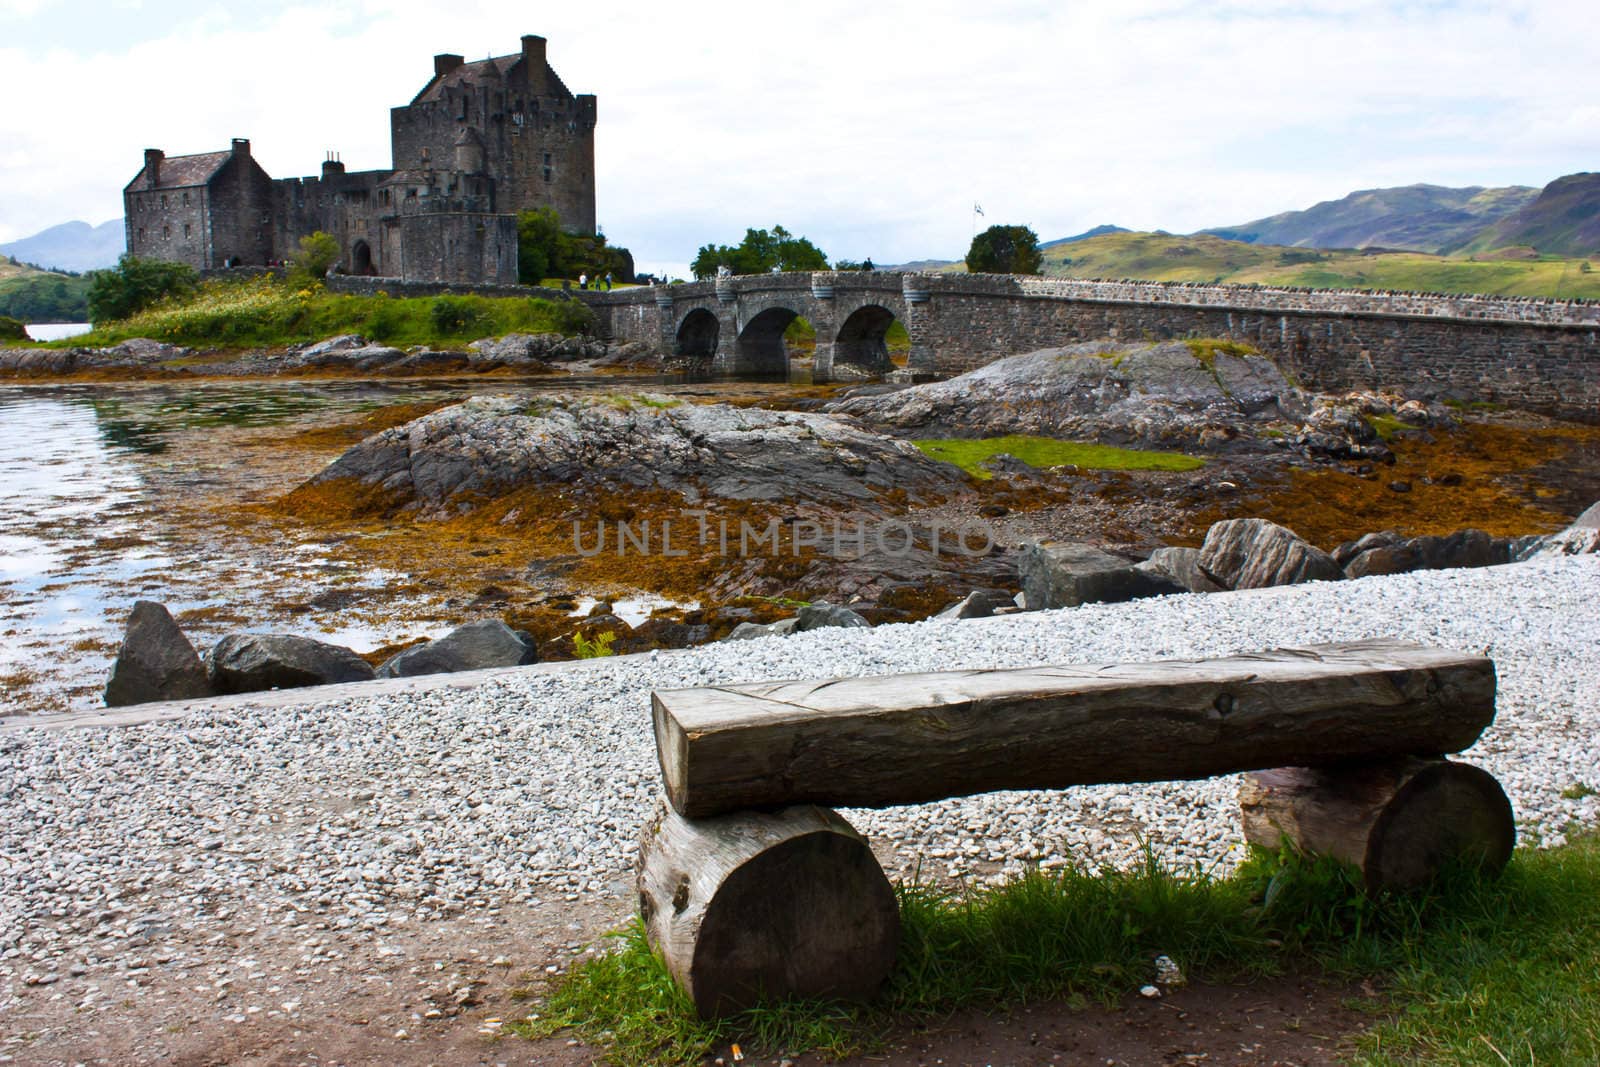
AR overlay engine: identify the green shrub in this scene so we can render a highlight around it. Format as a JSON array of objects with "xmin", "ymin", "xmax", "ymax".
[
  {"xmin": 287, "ymin": 231, "xmax": 340, "ymax": 288},
  {"xmin": 573, "ymin": 631, "xmax": 616, "ymax": 658},
  {"xmin": 86, "ymin": 256, "xmax": 199, "ymax": 323},
  {"xmin": 0, "ymin": 315, "xmax": 28, "ymax": 342}
]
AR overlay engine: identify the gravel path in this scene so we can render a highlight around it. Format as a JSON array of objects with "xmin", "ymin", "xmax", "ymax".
[{"xmin": 2, "ymin": 555, "xmax": 1597, "ymax": 1062}]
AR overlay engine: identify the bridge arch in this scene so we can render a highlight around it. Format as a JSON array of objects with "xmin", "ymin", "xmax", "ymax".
[
  {"xmin": 736, "ymin": 305, "xmax": 801, "ymax": 376},
  {"xmin": 675, "ymin": 307, "xmax": 720, "ymax": 359},
  {"xmin": 831, "ymin": 303, "xmax": 900, "ymax": 376}
]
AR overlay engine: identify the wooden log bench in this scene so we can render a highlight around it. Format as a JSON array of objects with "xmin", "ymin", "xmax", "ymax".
[{"xmin": 637, "ymin": 639, "xmax": 1514, "ymax": 1018}]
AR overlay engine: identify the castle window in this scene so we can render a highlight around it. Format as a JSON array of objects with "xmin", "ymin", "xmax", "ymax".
[
  {"xmin": 162, "ymin": 226, "xmax": 170, "ymax": 240},
  {"xmin": 543, "ymin": 167, "xmax": 552, "ymax": 182},
  {"xmin": 543, "ymin": 152, "xmax": 551, "ymax": 165},
  {"xmin": 182, "ymin": 192, "xmax": 190, "ymax": 205},
  {"xmin": 161, "ymin": 195, "xmax": 168, "ymax": 208},
  {"xmin": 138, "ymin": 228, "xmax": 146, "ymax": 241},
  {"xmin": 184, "ymin": 223, "xmax": 192, "ymax": 238}
]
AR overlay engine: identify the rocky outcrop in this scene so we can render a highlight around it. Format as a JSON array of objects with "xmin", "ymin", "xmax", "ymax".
[
  {"xmin": 723, "ymin": 619, "xmax": 800, "ymax": 642},
  {"xmin": 103, "ymin": 601, "xmax": 213, "ymax": 707},
  {"xmin": 826, "ymin": 340, "xmax": 1303, "ymax": 447},
  {"xmin": 1516, "ymin": 501, "xmax": 1600, "ymax": 559},
  {"xmin": 1336, "ymin": 529, "xmax": 1506, "ymax": 578},
  {"xmin": 295, "ymin": 395, "xmax": 969, "ymax": 515},
  {"xmin": 467, "ymin": 332, "xmax": 607, "ymax": 366},
  {"xmin": 208, "ymin": 634, "xmax": 376, "ymax": 694},
  {"xmin": 1136, "ymin": 547, "xmax": 1225, "ymax": 594},
  {"xmin": 1198, "ymin": 518, "xmax": 1344, "ymax": 589},
  {"xmin": 376, "ymin": 619, "xmax": 539, "ymax": 679},
  {"xmin": 1019, "ymin": 542, "xmax": 1185, "ymax": 610}
]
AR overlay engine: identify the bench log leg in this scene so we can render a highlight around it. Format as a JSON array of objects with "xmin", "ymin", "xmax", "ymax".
[
  {"xmin": 637, "ymin": 801, "xmax": 899, "ymax": 1019},
  {"xmin": 1239, "ymin": 756, "xmax": 1515, "ymax": 892}
]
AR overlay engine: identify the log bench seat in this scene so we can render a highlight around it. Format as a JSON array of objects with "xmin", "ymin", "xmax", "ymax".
[{"xmin": 637, "ymin": 639, "xmax": 1515, "ymax": 1017}]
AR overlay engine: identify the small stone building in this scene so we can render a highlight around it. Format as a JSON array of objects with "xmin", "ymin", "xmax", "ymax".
[{"xmin": 122, "ymin": 34, "xmax": 596, "ymax": 285}]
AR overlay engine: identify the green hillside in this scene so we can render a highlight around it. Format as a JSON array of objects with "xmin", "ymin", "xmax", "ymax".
[
  {"xmin": 0, "ymin": 256, "xmax": 91, "ymax": 323},
  {"xmin": 1205, "ymin": 184, "xmax": 1538, "ymax": 254},
  {"xmin": 939, "ymin": 231, "xmax": 1600, "ymax": 299}
]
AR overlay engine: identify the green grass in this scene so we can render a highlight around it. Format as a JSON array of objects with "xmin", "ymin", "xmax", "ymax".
[
  {"xmin": 60, "ymin": 276, "xmax": 593, "ymax": 349},
  {"xmin": 516, "ymin": 835, "xmax": 1600, "ymax": 1066},
  {"xmin": 1365, "ymin": 413, "xmax": 1411, "ymax": 442},
  {"xmin": 914, "ymin": 435, "xmax": 1205, "ymax": 479}
]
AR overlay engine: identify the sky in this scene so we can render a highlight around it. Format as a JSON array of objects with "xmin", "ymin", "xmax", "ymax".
[{"xmin": 1, "ymin": 0, "xmax": 1596, "ymax": 278}]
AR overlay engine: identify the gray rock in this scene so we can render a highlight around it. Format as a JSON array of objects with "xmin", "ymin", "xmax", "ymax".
[
  {"xmin": 935, "ymin": 591, "xmax": 1007, "ymax": 620},
  {"xmin": 1198, "ymin": 519, "xmax": 1343, "ymax": 590},
  {"xmin": 1343, "ymin": 529, "xmax": 1502, "ymax": 579},
  {"xmin": 297, "ymin": 395, "xmax": 967, "ymax": 515},
  {"xmin": 722, "ymin": 618, "xmax": 800, "ymax": 641},
  {"xmin": 209, "ymin": 634, "xmax": 376, "ymax": 694},
  {"xmin": 1520, "ymin": 501, "xmax": 1600, "ymax": 559},
  {"xmin": 301, "ymin": 334, "xmax": 367, "ymax": 359},
  {"xmin": 376, "ymin": 620, "xmax": 538, "ymax": 679},
  {"xmin": 467, "ymin": 333, "xmax": 562, "ymax": 366},
  {"xmin": 300, "ymin": 344, "xmax": 405, "ymax": 369},
  {"xmin": 825, "ymin": 340, "xmax": 1301, "ymax": 446},
  {"xmin": 794, "ymin": 602, "xmax": 871, "ymax": 632},
  {"xmin": 1136, "ymin": 547, "xmax": 1224, "ymax": 594},
  {"xmin": 1019, "ymin": 542, "xmax": 1185, "ymax": 610},
  {"xmin": 1332, "ymin": 530, "xmax": 1405, "ymax": 569},
  {"xmin": 103, "ymin": 601, "xmax": 212, "ymax": 707}
]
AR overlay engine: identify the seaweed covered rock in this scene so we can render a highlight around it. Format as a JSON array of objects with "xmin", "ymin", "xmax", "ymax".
[
  {"xmin": 826, "ymin": 340, "xmax": 1302, "ymax": 446},
  {"xmin": 291, "ymin": 395, "xmax": 968, "ymax": 516}
]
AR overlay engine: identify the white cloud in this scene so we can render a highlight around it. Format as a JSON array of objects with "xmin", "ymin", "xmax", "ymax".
[{"xmin": 1, "ymin": 0, "xmax": 1596, "ymax": 263}]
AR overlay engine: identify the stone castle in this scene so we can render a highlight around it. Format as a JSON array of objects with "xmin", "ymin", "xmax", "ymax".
[{"xmin": 122, "ymin": 34, "xmax": 595, "ymax": 284}]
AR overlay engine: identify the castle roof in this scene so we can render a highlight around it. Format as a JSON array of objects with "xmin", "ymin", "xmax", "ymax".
[
  {"xmin": 413, "ymin": 51, "xmax": 573, "ymax": 104},
  {"xmin": 127, "ymin": 150, "xmax": 231, "ymax": 191}
]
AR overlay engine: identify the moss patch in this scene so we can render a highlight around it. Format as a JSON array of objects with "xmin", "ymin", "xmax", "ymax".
[{"xmin": 915, "ymin": 436, "xmax": 1205, "ymax": 480}]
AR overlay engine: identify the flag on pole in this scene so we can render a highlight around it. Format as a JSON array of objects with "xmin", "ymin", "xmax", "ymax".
[{"xmin": 974, "ymin": 203, "xmax": 985, "ymax": 216}]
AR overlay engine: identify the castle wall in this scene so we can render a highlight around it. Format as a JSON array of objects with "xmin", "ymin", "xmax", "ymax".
[
  {"xmin": 385, "ymin": 212, "xmax": 519, "ymax": 284},
  {"xmin": 126, "ymin": 186, "xmax": 209, "ymax": 269}
]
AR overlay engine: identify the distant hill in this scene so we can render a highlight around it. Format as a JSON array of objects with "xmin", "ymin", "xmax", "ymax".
[
  {"xmin": 1025, "ymin": 230, "xmax": 1599, "ymax": 300},
  {"xmin": 886, "ymin": 258, "xmax": 958, "ymax": 272},
  {"xmin": 1204, "ymin": 184, "xmax": 1538, "ymax": 254},
  {"xmin": 1041, "ymin": 224, "xmax": 1131, "ymax": 248},
  {"xmin": 0, "ymin": 219, "xmax": 124, "ymax": 273},
  {"xmin": 1460, "ymin": 173, "xmax": 1600, "ymax": 258}
]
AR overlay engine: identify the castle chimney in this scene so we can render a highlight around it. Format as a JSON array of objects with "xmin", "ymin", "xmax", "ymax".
[
  {"xmin": 144, "ymin": 148, "xmax": 163, "ymax": 187},
  {"xmin": 322, "ymin": 151, "xmax": 345, "ymax": 177},
  {"xmin": 434, "ymin": 53, "xmax": 464, "ymax": 77},
  {"xmin": 521, "ymin": 34, "xmax": 546, "ymax": 70},
  {"xmin": 231, "ymin": 138, "xmax": 251, "ymax": 157}
]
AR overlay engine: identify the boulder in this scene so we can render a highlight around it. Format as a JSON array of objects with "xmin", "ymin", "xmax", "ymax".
[
  {"xmin": 1517, "ymin": 501, "xmax": 1600, "ymax": 559},
  {"xmin": 1198, "ymin": 519, "xmax": 1343, "ymax": 590},
  {"xmin": 375, "ymin": 619, "xmax": 539, "ymax": 679},
  {"xmin": 301, "ymin": 334, "xmax": 367, "ymax": 359},
  {"xmin": 1136, "ymin": 547, "xmax": 1224, "ymax": 594},
  {"xmin": 209, "ymin": 633, "xmax": 376, "ymax": 694},
  {"xmin": 794, "ymin": 602, "xmax": 872, "ymax": 632},
  {"xmin": 934, "ymin": 590, "xmax": 1010, "ymax": 620},
  {"xmin": 1343, "ymin": 529, "xmax": 1503, "ymax": 579},
  {"xmin": 103, "ymin": 601, "xmax": 213, "ymax": 707},
  {"xmin": 1019, "ymin": 542, "xmax": 1185, "ymax": 610},
  {"xmin": 723, "ymin": 618, "xmax": 800, "ymax": 642}
]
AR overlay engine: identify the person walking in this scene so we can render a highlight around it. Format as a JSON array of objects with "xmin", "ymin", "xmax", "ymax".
[
  {"xmin": 579, "ymin": 272, "xmax": 588, "ymax": 290},
  {"xmin": 604, "ymin": 272, "xmax": 614, "ymax": 290}
]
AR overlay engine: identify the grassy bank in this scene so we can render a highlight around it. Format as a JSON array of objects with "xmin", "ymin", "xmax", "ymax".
[
  {"xmin": 66, "ymin": 276, "xmax": 593, "ymax": 349},
  {"xmin": 519, "ymin": 835, "xmax": 1600, "ymax": 1065},
  {"xmin": 915, "ymin": 434, "xmax": 1206, "ymax": 478}
]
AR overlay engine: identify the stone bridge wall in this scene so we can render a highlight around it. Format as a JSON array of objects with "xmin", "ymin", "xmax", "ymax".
[{"xmin": 586, "ymin": 273, "xmax": 1600, "ymax": 420}]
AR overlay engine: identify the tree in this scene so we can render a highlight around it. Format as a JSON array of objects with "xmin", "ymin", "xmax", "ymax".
[
  {"xmin": 965, "ymin": 224, "xmax": 1043, "ymax": 275},
  {"xmin": 85, "ymin": 256, "xmax": 199, "ymax": 324},
  {"xmin": 517, "ymin": 208, "xmax": 635, "ymax": 286},
  {"xmin": 691, "ymin": 225, "xmax": 829, "ymax": 279},
  {"xmin": 288, "ymin": 231, "xmax": 341, "ymax": 287}
]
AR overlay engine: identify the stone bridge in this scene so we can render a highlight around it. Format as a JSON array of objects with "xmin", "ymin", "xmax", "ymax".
[{"xmin": 587, "ymin": 272, "xmax": 1600, "ymax": 418}]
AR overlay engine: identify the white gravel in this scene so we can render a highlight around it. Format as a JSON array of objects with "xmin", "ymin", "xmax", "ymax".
[{"xmin": 3, "ymin": 555, "xmax": 1598, "ymax": 990}]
